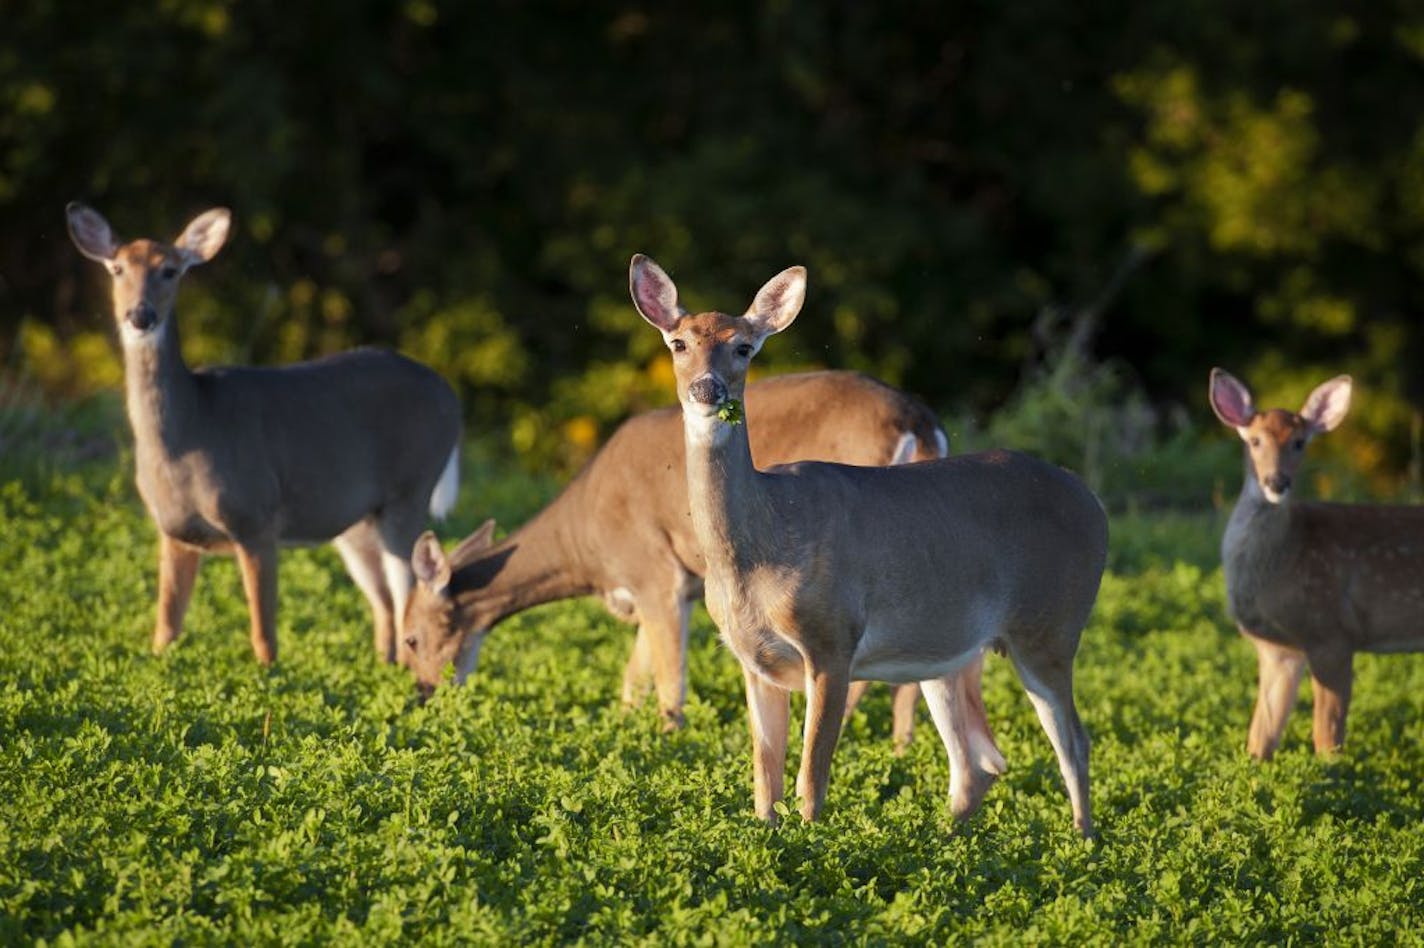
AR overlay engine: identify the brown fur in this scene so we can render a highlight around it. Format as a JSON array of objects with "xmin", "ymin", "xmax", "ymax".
[
  {"xmin": 1211, "ymin": 368, "xmax": 1424, "ymax": 759},
  {"xmin": 67, "ymin": 203, "xmax": 460, "ymax": 665},
  {"xmin": 403, "ymin": 370, "xmax": 943, "ymax": 736},
  {"xmin": 629, "ymin": 255, "xmax": 1107, "ymax": 835}
]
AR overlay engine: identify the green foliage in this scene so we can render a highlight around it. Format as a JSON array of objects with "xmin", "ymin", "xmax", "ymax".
[{"xmin": 4, "ymin": 454, "xmax": 1424, "ymax": 943}]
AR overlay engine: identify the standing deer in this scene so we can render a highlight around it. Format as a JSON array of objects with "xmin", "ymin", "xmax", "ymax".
[
  {"xmin": 403, "ymin": 370, "xmax": 941, "ymax": 743},
  {"xmin": 1209, "ymin": 368, "xmax": 1424, "ymax": 759},
  {"xmin": 66, "ymin": 203, "xmax": 461, "ymax": 666},
  {"xmin": 628, "ymin": 255, "xmax": 1107, "ymax": 835}
]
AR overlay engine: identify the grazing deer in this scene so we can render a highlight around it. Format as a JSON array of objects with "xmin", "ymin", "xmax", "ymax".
[
  {"xmin": 1209, "ymin": 368, "xmax": 1424, "ymax": 759},
  {"xmin": 628, "ymin": 255, "xmax": 1107, "ymax": 835},
  {"xmin": 404, "ymin": 371, "xmax": 942, "ymax": 741},
  {"xmin": 66, "ymin": 203, "xmax": 461, "ymax": 666}
]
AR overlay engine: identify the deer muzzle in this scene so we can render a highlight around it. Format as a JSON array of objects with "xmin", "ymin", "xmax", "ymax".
[
  {"xmin": 126, "ymin": 303, "xmax": 158, "ymax": 331},
  {"xmin": 687, "ymin": 375, "xmax": 728, "ymax": 408}
]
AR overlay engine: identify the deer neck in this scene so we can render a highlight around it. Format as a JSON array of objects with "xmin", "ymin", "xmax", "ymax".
[
  {"xmin": 122, "ymin": 318, "xmax": 198, "ymax": 456},
  {"xmin": 451, "ymin": 487, "xmax": 597, "ymax": 631},
  {"xmin": 683, "ymin": 413, "xmax": 774, "ymax": 582},
  {"xmin": 1222, "ymin": 460, "xmax": 1294, "ymax": 600}
]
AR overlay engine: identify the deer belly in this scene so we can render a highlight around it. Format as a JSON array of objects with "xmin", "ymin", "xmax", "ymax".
[{"xmin": 850, "ymin": 623, "xmax": 987, "ymax": 684}]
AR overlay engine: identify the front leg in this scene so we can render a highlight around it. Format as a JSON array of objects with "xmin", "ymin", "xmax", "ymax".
[
  {"xmin": 797, "ymin": 662, "xmax": 851, "ymax": 821},
  {"xmin": 234, "ymin": 540, "xmax": 279, "ymax": 665},
  {"xmin": 1306, "ymin": 646, "xmax": 1353, "ymax": 755},
  {"xmin": 153, "ymin": 533, "xmax": 202, "ymax": 653},
  {"xmin": 1245, "ymin": 632, "xmax": 1307, "ymax": 760},
  {"xmin": 743, "ymin": 665, "xmax": 790, "ymax": 821}
]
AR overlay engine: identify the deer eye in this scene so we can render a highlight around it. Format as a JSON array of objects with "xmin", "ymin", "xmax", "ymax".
[
  {"xmin": 1249, "ymin": 436, "xmax": 1261, "ymax": 448},
  {"xmin": 735, "ymin": 343, "xmax": 754, "ymax": 357},
  {"xmin": 1293, "ymin": 438, "xmax": 1306, "ymax": 450},
  {"xmin": 160, "ymin": 265, "xmax": 179, "ymax": 279},
  {"xmin": 111, "ymin": 264, "xmax": 124, "ymax": 277},
  {"xmin": 670, "ymin": 339, "xmax": 687, "ymax": 353}
]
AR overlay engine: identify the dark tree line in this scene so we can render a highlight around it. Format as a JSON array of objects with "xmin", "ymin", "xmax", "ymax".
[{"xmin": 4, "ymin": 0, "xmax": 1423, "ymax": 477}]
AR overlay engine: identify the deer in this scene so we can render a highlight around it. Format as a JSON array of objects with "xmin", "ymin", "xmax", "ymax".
[
  {"xmin": 1209, "ymin": 368, "xmax": 1424, "ymax": 760},
  {"xmin": 627, "ymin": 255, "xmax": 1108, "ymax": 835},
  {"xmin": 403, "ymin": 370, "xmax": 942, "ymax": 743},
  {"xmin": 66, "ymin": 203, "xmax": 461, "ymax": 667}
]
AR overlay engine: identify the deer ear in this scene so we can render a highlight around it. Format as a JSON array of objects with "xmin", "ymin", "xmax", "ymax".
[
  {"xmin": 449, "ymin": 519, "xmax": 496, "ymax": 565},
  {"xmin": 1209, "ymin": 368, "xmax": 1255, "ymax": 429},
  {"xmin": 174, "ymin": 208, "xmax": 231, "ymax": 267},
  {"xmin": 629, "ymin": 254, "xmax": 681, "ymax": 332},
  {"xmin": 66, "ymin": 203, "xmax": 118, "ymax": 263},
  {"xmin": 1301, "ymin": 375, "xmax": 1352, "ymax": 433},
  {"xmin": 411, "ymin": 531, "xmax": 452, "ymax": 594},
  {"xmin": 744, "ymin": 266, "xmax": 806, "ymax": 337}
]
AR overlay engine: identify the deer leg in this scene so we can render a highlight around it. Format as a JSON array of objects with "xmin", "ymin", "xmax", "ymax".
[
  {"xmin": 743, "ymin": 666, "xmax": 790, "ymax": 822},
  {"xmin": 797, "ymin": 661, "xmax": 851, "ymax": 821},
  {"xmin": 890, "ymin": 683, "xmax": 922, "ymax": 755},
  {"xmin": 1246, "ymin": 634, "xmax": 1307, "ymax": 761},
  {"xmin": 1305, "ymin": 646, "xmax": 1353, "ymax": 756},
  {"xmin": 921, "ymin": 663, "xmax": 1003, "ymax": 825},
  {"xmin": 234, "ymin": 540, "xmax": 279, "ymax": 666},
  {"xmin": 375, "ymin": 510, "xmax": 423, "ymax": 656},
  {"xmin": 1009, "ymin": 647, "xmax": 1092, "ymax": 837},
  {"xmin": 153, "ymin": 534, "xmax": 201, "ymax": 653},
  {"xmin": 843, "ymin": 679, "xmax": 873, "ymax": 722},
  {"xmin": 640, "ymin": 592, "xmax": 691, "ymax": 731},
  {"xmin": 333, "ymin": 522, "xmax": 396, "ymax": 664},
  {"xmin": 621, "ymin": 625, "xmax": 655, "ymax": 709}
]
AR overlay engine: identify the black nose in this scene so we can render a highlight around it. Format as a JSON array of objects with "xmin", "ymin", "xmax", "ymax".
[
  {"xmin": 688, "ymin": 376, "xmax": 727, "ymax": 407},
  {"xmin": 126, "ymin": 304, "xmax": 157, "ymax": 331},
  {"xmin": 1265, "ymin": 473, "xmax": 1291, "ymax": 494},
  {"xmin": 416, "ymin": 681, "xmax": 436, "ymax": 704}
]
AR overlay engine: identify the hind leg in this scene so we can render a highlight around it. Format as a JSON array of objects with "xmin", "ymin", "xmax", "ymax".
[
  {"xmin": 1008, "ymin": 645, "xmax": 1092, "ymax": 837},
  {"xmin": 921, "ymin": 656, "xmax": 1005, "ymax": 824},
  {"xmin": 333, "ymin": 520, "xmax": 397, "ymax": 663},
  {"xmin": 890, "ymin": 683, "xmax": 921, "ymax": 754},
  {"xmin": 374, "ymin": 506, "xmax": 427, "ymax": 661}
]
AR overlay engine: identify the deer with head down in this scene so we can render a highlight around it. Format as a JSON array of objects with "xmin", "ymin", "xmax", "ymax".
[
  {"xmin": 628, "ymin": 254, "xmax": 1107, "ymax": 835},
  {"xmin": 402, "ymin": 369, "xmax": 942, "ymax": 743},
  {"xmin": 1209, "ymin": 368, "xmax": 1424, "ymax": 759},
  {"xmin": 67, "ymin": 203, "xmax": 461, "ymax": 666}
]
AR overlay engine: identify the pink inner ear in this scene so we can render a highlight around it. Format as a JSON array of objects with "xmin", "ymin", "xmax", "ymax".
[
  {"xmin": 1211, "ymin": 375, "xmax": 1254, "ymax": 427},
  {"xmin": 633, "ymin": 268, "xmax": 678, "ymax": 330}
]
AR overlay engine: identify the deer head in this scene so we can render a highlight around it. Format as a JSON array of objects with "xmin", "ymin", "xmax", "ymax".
[
  {"xmin": 1209, "ymin": 368, "xmax": 1352, "ymax": 504},
  {"xmin": 629, "ymin": 254, "xmax": 805, "ymax": 436},
  {"xmin": 403, "ymin": 521, "xmax": 498, "ymax": 699},
  {"xmin": 66, "ymin": 203, "xmax": 231, "ymax": 344}
]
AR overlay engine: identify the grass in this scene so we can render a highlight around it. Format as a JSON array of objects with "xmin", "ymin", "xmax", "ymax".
[{"xmin": 2, "ymin": 435, "xmax": 1423, "ymax": 944}]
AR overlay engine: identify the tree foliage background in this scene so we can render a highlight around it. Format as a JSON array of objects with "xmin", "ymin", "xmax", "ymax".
[{"xmin": 4, "ymin": 0, "xmax": 1423, "ymax": 483}]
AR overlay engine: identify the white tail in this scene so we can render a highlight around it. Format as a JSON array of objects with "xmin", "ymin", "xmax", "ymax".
[
  {"xmin": 1210, "ymin": 368, "xmax": 1424, "ymax": 759},
  {"xmin": 629, "ymin": 255, "xmax": 1107, "ymax": 835},
  {"xmin": 402, "ymin": 369, "xmax": 943, "ymax": 740},
  {"xmin": 428, "ymin": 445, "xmax": 461, "ymax": 520},
  {"xmin": 67, "ymin": 203, "xmax": 461, "ymax": 666}
]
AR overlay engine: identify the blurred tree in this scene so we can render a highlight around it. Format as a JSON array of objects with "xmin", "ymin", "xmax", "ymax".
[{"xmin": 1, "ymin": 0, "xmax": 1421, "ymax": 483}]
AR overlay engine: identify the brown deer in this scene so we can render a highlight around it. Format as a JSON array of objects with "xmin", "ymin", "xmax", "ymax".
[
  {"xmin": 1209, "ymin": 368, "xmax": 1424, "ymax": 759},
  {"xmin": 403, "ymin": 370, "xmax": 943, "ymax": 740},
  {"xmin": 628, "ymin": 255, "xmax": 1107, "ymax": 835},
  {"xmin": 66, "ymin": 203, "xmax": 461, "ymax": 666}
]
